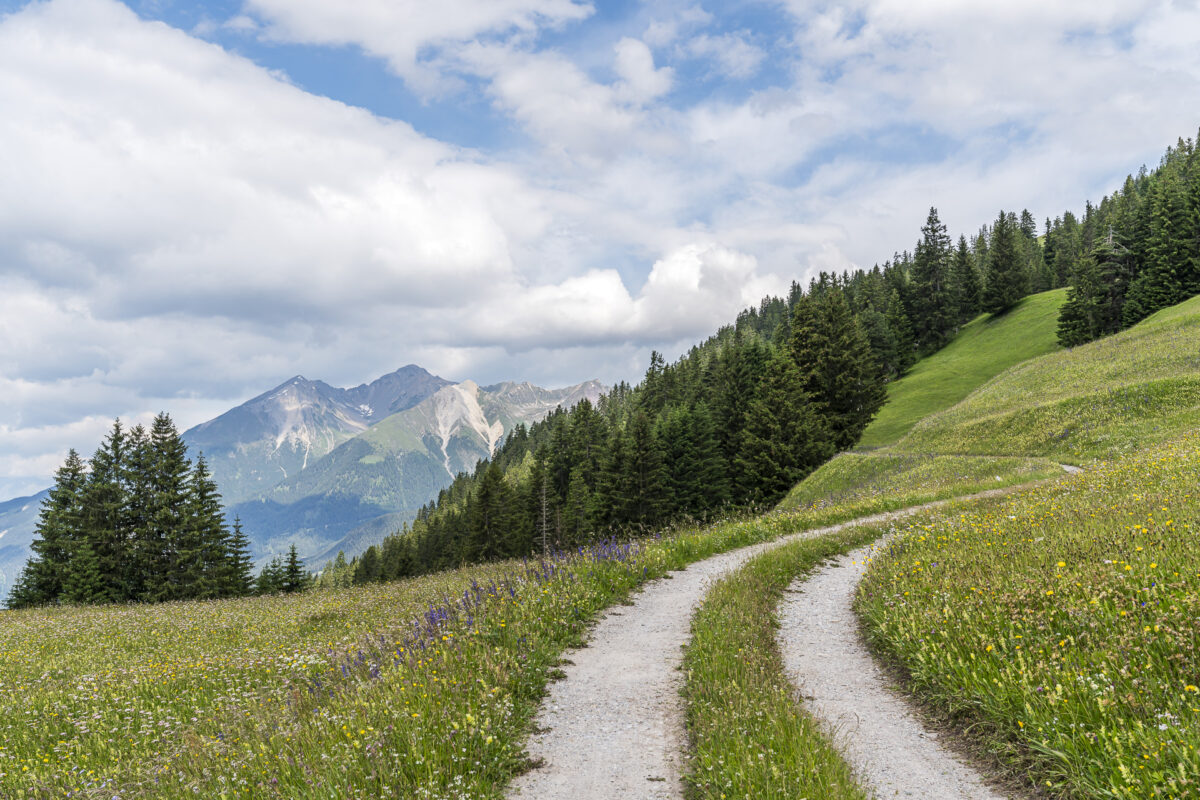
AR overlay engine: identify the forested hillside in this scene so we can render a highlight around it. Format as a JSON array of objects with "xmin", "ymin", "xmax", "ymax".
[
  {"xmin": 330, "ymin": 202, "xmax": 1064, "ymax": 586},
  {"xmin": 1056, "ymin": 134, "xmax": 1200, "ymax": 345}
]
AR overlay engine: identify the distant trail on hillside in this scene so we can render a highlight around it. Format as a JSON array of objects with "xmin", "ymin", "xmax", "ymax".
[
  {"xmin": 778, "ymin": 544, "xmax": 1013, "ymax": 799},
  {"xmin": 505, "ymin": 484, "xmax": 1040, "ymax": 800}
]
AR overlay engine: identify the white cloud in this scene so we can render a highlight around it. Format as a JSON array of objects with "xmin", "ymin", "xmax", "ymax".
[
  {"xmin": 681, "ymin": 32, "xmax": 765, "ymax": 79},
  {"xmin": 2, "ymin": 0, "xmax": 1200, "ymax": 498},
  {"xmin": 458, "ymin": 243, "xmax": 787, "ymax": 348},
  {"xmin": 613, "ymin": 37, "xmax": 673, "ymax": 104},
  {"xmin": 244, "ymin": 0, "xmax": 593, "ymax": 92}
]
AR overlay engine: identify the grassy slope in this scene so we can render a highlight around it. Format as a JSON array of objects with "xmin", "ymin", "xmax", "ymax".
[
  {"xmin": 860, "ymin": 288, "xmax": 1067, "ymax": 448},
  {"xmin": 780, "ymin": 289, "xmax": 1068, "ymax": 515},
  {"xmin": 896, "ymin": 293, "xmax": 1200, "ymax": 462},
  {"xmin": 842, "ymin": 296, "xmax": 1200, "ymax": 797}
]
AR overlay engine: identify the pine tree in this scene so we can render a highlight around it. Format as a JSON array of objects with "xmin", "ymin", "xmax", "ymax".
[
  {"xmin": 146, "ymin": 413, "xmax": 192, "ymax": 602},
  {"xmin": 735, "ymin": 350, "xmax": 831, "ymax": 503},
  {"xmin": 62, "ymin": 539, "xmax": 106, "ymax": 605},
  {"xmin": 181, "ymin": 454, "xmax": 228, "ymax": 599},
  {"xmin": 466, "ymin": 462, "xmax": 512, "ymax": 560},
  {"xmin": 256, "ymin": 556, "xmax": 286, "ymax": 594},
  {"xmin": 562, "ymin": 466, "xmax": 592, "ymax": 544},
  {"xmin": 909, "ymin": 207, "xmax": 954, "ymax": 352},
  {"xmin": 884, "ymin": 289, "xmax": 917, "ymax": 375},
  {"xmin": 1124, "ymin": 169, "xmax": 1191, "ymax": 325},
  {"xmin": 624, "ymin": 412, "xmax": 672, "ymax": 532},
  {"xmin": 790, "ymin": 291, "xmax": 887, "ymax": 450},
  {"xmin": 19, "ymin": 449, "xmax": 88, "ymax": 605},
  {"xmin": 982, "ymin": 210, "xmax": 1029, "ymax": 314},
  {"xmin": 223, "ymin": 516, "xmax": 255, "ymax": 596},
  {"xmin": 282, "ymin": 544, "xmax": 307, "ymax": 592},
  {"xmin": 80, "ymin": 420, "xmax": 129, "ymax": 603},
  {"xmin": 857, "ymin": 307, "xmax": 899, "ymax": 381},
  {"xmin": 952, "ymin": 235, "xmax": 981, "ymax": 324}
]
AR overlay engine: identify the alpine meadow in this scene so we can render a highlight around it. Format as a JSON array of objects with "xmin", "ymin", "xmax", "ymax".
[{"xmin": 3, "ymin": 3, "xmax": 1200, "ymax": 800}]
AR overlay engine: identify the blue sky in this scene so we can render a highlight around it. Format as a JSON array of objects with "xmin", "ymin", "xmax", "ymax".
[{"xmin": 1, "ymin": 0, "xmax": 1199, "ymax": 498}]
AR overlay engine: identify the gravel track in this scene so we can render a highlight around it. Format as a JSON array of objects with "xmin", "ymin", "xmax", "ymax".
[
  {"xmin": 506, "ymin": 488, "xmax": 1030, "ymax": 799},
  {"xmin": 778, "ymin": 544, "xmax": 1012, "ymax": 799},
  {"xmin": 506, "ymin": 468, "xmax": 1082, "ymax": 800}
]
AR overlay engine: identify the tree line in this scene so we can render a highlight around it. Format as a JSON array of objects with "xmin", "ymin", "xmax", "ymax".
[
  {"xmin": 1056, "ymin": 132, "xmax": 1200, "ymax": 346},
  {"xmin": 8, "ymin": 414, "xmax": 260, "ymax": 608},
  {"xmin": 329, "ymin": 208, "xmax": 1048, "ymax": 587}
]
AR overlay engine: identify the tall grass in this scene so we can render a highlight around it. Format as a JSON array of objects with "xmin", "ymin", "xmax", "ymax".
[
  {"xmin": 857, "ymin": 431, "xmax": 1200, "ymax": 798},
  {"xmin": 861, "ymin": 288, "xmax": 1065, "ymax": 447},
  {"xmin": 0, "ymin": 493, "xmax": 943, "ymax": 799},
  {"xmin": 896, "ymin": 295, "xmax": 1200, "ymax": 461},
  {"xmin": 777, "ymin": 451, "xmax": 1063, "ymax": 515},
  {"xmin": 683, "ymin": 528, "xmax": 876, "ymax": 800}
]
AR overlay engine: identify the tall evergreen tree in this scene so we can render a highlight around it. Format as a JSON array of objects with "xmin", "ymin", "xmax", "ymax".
[
  {"xmin": 1123, "ymin": 168, "xmax": 1192, "ymax": 324},
  {"xmin": 952, "ymin": 234, "xmax": 982, "ymax": 324},
  {"xmin": 182, "ymin": 455, "xmax": 229, "ymax": 599},
  {"xmin": 223, "ymin": 516, "xmax": 255, "ymax": 597},
  {"xmin": 62, "ymin": 539, "xmax": 106, "ymax": 605},
  {"xmin": 884, "ymin": 288, "xmax": 917, "ymax": 375},
  {"xmin": 146, "ymin": 413, "xmax": 193, "ymax": 602},
  {"xmin": 735, "ymin": 350, "xmax": 831, "ymax": 503},
  {"xmin": 909, "ymin": 207, "xmax": 954, "ymax": 352},
  {"xmin": 282, "ymin": 544, "xmax": 307, "ymax": 593},
  {"xmin": 790, "ymin": 292, "xmax": 887, "ymax": 450},
  {"xmin": 12, "ymin": 450, "xmax": 88, "ymax": 607},
  {"xmin": 982, "ymin": 210, "xmax": 1029, "ymax": 314},
  {"xmin": 81, "ymin": 420, "xmax": 129, "ymax": 603}
]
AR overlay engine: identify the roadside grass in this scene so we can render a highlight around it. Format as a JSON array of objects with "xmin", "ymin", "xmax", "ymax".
[
  {"xmin": 860, "ymin": 289, "xmax": 1066, "ymax": 448},
  {"xmin": 856, "ymin": 430, "xmax": 1200, "ymax": 799},
  {"xmin": 1, "ymin": 486, "xmax": 990, "ymax": 800},
  {"xmin": 683, "ymin": 528, "xmax": 876, "ymax": 800},
  {"xmin": 777, "ymin": 451, "xmax": 1064, "ymax": 516},
  {"xmin": 896, "ymin": 294, "xmax": 1200, "ymax": 462}
]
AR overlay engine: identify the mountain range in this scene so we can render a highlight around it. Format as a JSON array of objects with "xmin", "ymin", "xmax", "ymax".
[{"xmin": 0, "ymin": 366, "xmax": 604, "ymax": 597}]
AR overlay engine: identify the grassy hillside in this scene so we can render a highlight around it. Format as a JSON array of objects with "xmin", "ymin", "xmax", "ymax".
[
  {"xmin": 896, "ymin": 293, "xmax": 1200, "ymax": 462},
  {"xmin": 859, "ymin": 425, "xmax": 1200, "ymax": 798},
  {"xmin": 844, "ymin": 294, "xmax": 1200, "ymax": 797},
  {"xmin": 860, "ymin": 288, "xmax": 1067, "ymax": 448}
]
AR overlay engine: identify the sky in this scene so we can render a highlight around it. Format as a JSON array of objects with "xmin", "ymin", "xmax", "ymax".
[{"xmin": 1, "ymin": 0, "xmax": 1199, "ymax": 499}]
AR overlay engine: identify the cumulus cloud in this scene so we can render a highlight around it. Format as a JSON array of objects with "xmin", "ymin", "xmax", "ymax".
[
  {"xmin": 245, "ymin": 0, "xmax": 593, "ymax": 92},
  {"xmin": 3, "ymin": 0, "xmax": 1200, "ymax": 498},
  {"xmin": 456, "ymin": 243, "xmax": 786, "ymax": 348}
]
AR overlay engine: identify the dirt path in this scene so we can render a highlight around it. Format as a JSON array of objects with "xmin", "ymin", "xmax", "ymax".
[
  {"xmin": 778, "ymin": 545, "xmax": 1012, "ymax": 799},
  {"xmin": 506, "ymin": 484, "xmax": 1036, "ymax": 800}
]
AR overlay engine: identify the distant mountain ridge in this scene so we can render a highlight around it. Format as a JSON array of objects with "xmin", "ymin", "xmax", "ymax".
[
  {"xmin": 182, "ymin": 367, "xmax": 604, "ymax": 567},
  {"xmin": 228, "ymin": 376, "xmax": 606, "ymax": 565},
  {"xmin": 0, "ymin": 366, "xmax": 603, "ymax": 600},
  {"xmin": 184, "ymin": 365, "xmax": 452, "ymax": 505}
]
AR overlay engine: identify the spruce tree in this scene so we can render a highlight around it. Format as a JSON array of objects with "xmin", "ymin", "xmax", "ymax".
[
  {"xmin": 982, "ymin": 210, "xmax": 1029, "ymax": 314},
  {"xmin": 884, "ymin": 289, "xmax": 917, "ymax": 375},
  {"xmin": 735, "ymin": 350, "xmax": 831, "ymax": 503},
  {"xmin": 620, "ymin": 411, "xmax": 667, "ymax": 528},
  {"xmin": 224, "ymin": 516, "xmax": 255, "ymax": 596},
  {"xmin": 62, "ymin": 539, "xmax": 106, "ymax": 605},
  {"xmin": 1123, "ymin": 170, "xmax": 1191, "ymax": 325},
  {"xmin": 20, "ymin": 449, "xmax": 88, "ymax": 605},
  {"xmin": 952, "ymin": 235, "xmax": 981, "ymax": 324},
  {"xmin": 256, "ymin": 556, "xmax": 286, "ymax": 594},
  {"xmin": 146, "ymin": 413, "xmax": 192, "ymax": 602},
  {"xmin": 282, "ymin": 544, "xmax": 307, "ymax": 592},
  {"xmin": 182, "ymin": 455, "xmax": 228, "ymax": 599},
  {"xmin": 466, "ymin": 462, "xmax": 512, "ymax": 560},
  {"xmin": 790, "ymin": 291, "xmax": 887, "ymax": 451},
  {"xmin": 909, "ymin": 207, "xmax": 954, "ymax": 352},
  {"xmin": 81, "ymin": 420, "xmax": 129, "ymax": 603}
]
